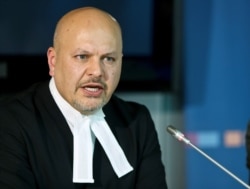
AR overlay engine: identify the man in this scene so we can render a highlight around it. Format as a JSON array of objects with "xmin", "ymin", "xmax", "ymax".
[{"xmin": 0, "ymin": 7, "xmax": 168, "ymax": 189}]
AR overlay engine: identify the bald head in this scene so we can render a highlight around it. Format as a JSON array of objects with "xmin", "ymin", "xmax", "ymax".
[{"xmin": 53, "ymin": 7, "xmax": 122, "ymax": 51}]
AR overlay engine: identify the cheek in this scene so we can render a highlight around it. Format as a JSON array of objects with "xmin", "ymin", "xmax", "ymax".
[
  {"xmin": 62, "ymin": 59, "xmax": 82, "ymax": 76},
  {"xmin": 109, "ymin": 65, "xmax": 121, "ymax": 77},
  {"xmin": 109, "ymin": 68, "xmax": 121, "ymax": 85}
]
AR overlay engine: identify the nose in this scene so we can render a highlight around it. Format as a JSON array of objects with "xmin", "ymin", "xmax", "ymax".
[{"xmin": 86, "ymin": 58, "xmax": 103, "ymax": 77}]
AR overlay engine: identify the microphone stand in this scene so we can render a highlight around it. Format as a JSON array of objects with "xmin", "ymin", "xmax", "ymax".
[{"xmin": 166, "ymin": 125, "xmax": 250, "ymax": 189}]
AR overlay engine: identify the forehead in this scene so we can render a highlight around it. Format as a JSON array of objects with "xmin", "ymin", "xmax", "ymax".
[
  {"xmin": 55, "ymin": 8, "xmax": 122, "ymax": 44},
  {"xmin": 74, "ymin": 32, "xmax": 119, "ymax": 54}
]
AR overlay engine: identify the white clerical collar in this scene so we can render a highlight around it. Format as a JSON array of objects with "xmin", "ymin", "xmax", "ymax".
[
  {"xmin": 49, "ymin": 78, "xmax": 133, "ymax": 183},
  {"xmin": 49, "ymin": 77, "xmax": 82, "ymax": 132}
]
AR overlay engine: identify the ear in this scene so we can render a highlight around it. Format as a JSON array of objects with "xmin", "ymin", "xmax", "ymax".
[{"xmin": 47, "ymin": 47, "xmax": 56, "ymax": 76}]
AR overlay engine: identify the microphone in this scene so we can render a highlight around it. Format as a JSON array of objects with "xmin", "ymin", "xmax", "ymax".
[{"xmin": 166, "ymin": 125, "xmax": 250, "ymax": 189}]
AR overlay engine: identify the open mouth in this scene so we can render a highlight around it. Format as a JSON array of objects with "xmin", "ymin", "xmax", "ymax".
[{"xmin": 82, "ymin": 83, "xmax": 104, "ymax": 97}]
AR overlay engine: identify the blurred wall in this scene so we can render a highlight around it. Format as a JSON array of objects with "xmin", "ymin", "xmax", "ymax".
[{"xmin": 183, "ymin": 1, "xmax": 250, "ymax": 188}]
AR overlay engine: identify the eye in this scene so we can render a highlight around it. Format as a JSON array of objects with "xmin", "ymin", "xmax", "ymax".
[
  {"xmin": 75, "ymin": 54, "xmax": 88, "ymax": 60},
  {"xmin": 103, "ymin": 56, "xmax": 115, "ymax": 64}
]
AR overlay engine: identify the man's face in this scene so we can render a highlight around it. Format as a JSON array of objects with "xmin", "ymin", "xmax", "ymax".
[{"xmin": 47, "ymin": 17, "xmax": 122, "ymax": 115}]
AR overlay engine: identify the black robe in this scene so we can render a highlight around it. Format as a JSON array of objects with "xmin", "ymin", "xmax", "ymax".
[{"xmin": 0, "ymin": 81, "xmax": 168, "ymax": 189}]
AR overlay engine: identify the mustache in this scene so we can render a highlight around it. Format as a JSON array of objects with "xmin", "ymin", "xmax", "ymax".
[{"xmin": 78, "ymin": 77, "xmax": 107, "ymax": 89}]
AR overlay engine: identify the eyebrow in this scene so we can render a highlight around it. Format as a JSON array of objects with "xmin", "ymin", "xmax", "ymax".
[{"xmin": 73, "ymin": 47, "xmax": 120, "ymax": 56}]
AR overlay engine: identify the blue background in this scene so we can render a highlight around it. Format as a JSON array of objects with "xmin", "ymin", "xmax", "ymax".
[
  {"xmin": 0, "ymin": 0, "xmax": 153, "ymax": 56},
  {"xmin": 183, "ymin": 1, "xmax": 250, "ymax": 188}
]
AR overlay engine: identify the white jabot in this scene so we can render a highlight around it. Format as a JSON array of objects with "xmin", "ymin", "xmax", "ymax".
[
  {"xmin": 73, "ymin": 116, "xmax": 94, "ymax": 183},
  {"xmin": 49, "ymin": 78, "xmax": 133, "ymax": 183}
]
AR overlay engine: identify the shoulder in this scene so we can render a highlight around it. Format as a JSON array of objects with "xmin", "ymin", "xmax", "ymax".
[
  {"xmin": 103, "ymin": 94, "xmax": 152, "ymax": 125},
  {"xmin": 0, "ymin": 81, "xmax": 51, "ymax": 117},
  {"xmin": 0, "ymin": 80, "xmax": 60, "ymax": 136},
  {"xmin": 107, "ymin": 94, "xmax": 150, "ymax": 114}
]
